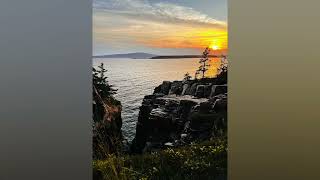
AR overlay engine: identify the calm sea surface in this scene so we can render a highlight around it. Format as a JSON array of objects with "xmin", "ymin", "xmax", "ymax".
[{"xmin": 93, "ymin": 58, "xmax": 221, "ymax": 141}]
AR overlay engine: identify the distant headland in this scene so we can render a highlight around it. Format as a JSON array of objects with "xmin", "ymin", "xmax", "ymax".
[
  {"xmin": 93, "ymin": 52, "xmax": 225, "ymax": 59},
  {"xmin": 93, "ymin": 52, "xmax": 156, "ymax": 59},
  {"xmin": 150, "ymin": 55, "xmax": 223, "ymax": 59}
]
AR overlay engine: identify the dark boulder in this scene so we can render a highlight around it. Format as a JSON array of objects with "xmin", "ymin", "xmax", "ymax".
[
  {"xmin": 195, "ymin": 85, "xmax": 205, "ymax": 98},
  {"xmin": 130, "ymin": 103, "xmax": 154, "ymax": 153},
  {"xmin": 161, "ymin": 81, "xmax": 172, "ymax": 95},
  {"xmin": 213, "ymin": 95, "xmax": 228, "ymax": 112},
  {"xmin": 204, "ymin": 84, "xmax": 212, "ymax": 97},
  {"xmin": 181, "ymin": 84, "xmax": 190, "ymax": 95},
  {"xmin": 153, "ymin": 81, "xmax": 172, "ymax": 95},
  {"xmin": 169, "ymin": 81, "xmax": 183, "ymax": 95},
  {"xmin": 185, "ymin": 83, "xmax": 198, "ymax": 95},
  {"xmin": 210, "ymin": 85, "xmax": 227, "ymax": 98}
]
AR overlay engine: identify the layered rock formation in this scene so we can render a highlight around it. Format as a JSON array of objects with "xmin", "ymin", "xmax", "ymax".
[{"xmin": 131, "ymin": 75, "xmax": 227, "ymax": 153}]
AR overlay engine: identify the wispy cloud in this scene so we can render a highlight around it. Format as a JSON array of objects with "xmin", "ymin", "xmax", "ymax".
[
  {"xmin": 93, "ymin": 0, "xmax": 226, "ymax": 29},
  {"xmin": 93, "ymin": 0, "xmax": 228, "ymax": 52}
]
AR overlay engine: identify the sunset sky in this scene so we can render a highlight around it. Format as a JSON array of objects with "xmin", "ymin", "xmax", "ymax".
[{"xmin": 93, "ymin": 0, "xmax": 227, "ymax": 56}]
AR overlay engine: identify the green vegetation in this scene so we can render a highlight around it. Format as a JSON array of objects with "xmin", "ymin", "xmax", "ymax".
[
  {"xmin": 93, "ymin": 63, "xmax": 122, "ymax": 159},
  {"xmin": 93, "ymin": 63, "xmax": 118, "ymax": 100},
  {"xmin": 93, "ymin": 137, "xmax": 227, "ymax": 180},
  {"xmin": 183, "ymin": 72, "xmax": 192, "ymax": 81}
]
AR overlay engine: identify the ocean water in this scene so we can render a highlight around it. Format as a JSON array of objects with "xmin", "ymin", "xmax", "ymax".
[{"xmin": 93, "ymin": 58, "xmax": 221, "ymax": 141}]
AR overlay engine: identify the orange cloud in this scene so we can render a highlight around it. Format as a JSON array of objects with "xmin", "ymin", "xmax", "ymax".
[
  {"xmin": 93, "ymin": 4, "xmax": 228, "ymax": 52},
  {"xmin": 135, "ymin": 29, "xmax": 228, "ymax": 50}
]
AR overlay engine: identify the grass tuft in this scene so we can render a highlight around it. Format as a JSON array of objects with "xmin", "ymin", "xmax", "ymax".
[{"xmin": 93, "ymin": 138, "xmax": 227, "ymax": 180}]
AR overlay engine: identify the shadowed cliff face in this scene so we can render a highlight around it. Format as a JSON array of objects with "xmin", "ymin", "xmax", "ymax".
[
  {"xmin": 92, "ymin": 88, "xmax": 123, "ymax": 159},
  {"xmin": 92, "ymin": 64, "xmax": 125, "ymax": 159},
  {"xmin": 131, "ymin": 72, "xmax": 227, "ymax": 153}
]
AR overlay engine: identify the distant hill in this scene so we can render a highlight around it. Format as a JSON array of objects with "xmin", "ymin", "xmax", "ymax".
[
  {"xmin": 93, "ymin": 52, "xmax": 157, "ymax": 59},
  {"xmin": 150, "ymin": 55, "xmax": 222, "ymax": 59}
]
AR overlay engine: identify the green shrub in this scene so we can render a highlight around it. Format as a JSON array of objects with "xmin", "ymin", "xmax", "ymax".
[{"xmin": 93, "ymin": 138, "xmax": 227, "ymax": 180}]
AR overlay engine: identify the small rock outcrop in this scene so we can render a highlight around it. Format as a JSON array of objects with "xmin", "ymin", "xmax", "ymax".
[{"xmin": 131, "ymin": 75, "xmax": 227, "ymax": 153}]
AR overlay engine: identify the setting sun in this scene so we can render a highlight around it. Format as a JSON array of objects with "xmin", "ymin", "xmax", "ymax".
[
  {"xmin": 210, "ymin": 45, "xmax": 220, "ymax": 50},
  {"xmin": 208, "ymin": 38, "xmax": 225, "ymax": 51}
]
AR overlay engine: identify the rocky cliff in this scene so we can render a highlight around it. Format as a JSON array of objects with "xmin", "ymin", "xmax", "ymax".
[
  {"xmin": 92, "ymin": 93, "xmax": 123, "ymax": 159},
  {"xmin": 131, "ymin": 73, "xmax": 227, "ymax": 153}
]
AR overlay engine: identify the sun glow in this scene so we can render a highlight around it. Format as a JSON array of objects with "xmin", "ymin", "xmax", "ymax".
[
  {"xmin": 209, "ymin": 39, "xmax": 223, "ymax": 51},
  {"xmin": 210, "ymin": 45, "xmax": 220, "ymax": 50}
]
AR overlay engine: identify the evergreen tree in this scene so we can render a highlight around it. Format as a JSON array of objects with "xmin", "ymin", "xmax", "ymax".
[
  {"xmin": 217, "ymin": 55, "xmax": 228, "ymax": 75},
  {"xmin": 216, "ymin": 55, "xmax": 228, "ymax": 84},
  {"xmin": 197, "ymin": 47, "xmax": 211, "ymax": 79},
  {"xmin": 183, "ymin": 72, "xmax": 192, "ymax": 81},
  {"xmin": 92, "ymin": 63, "xmax": 117, "ymax": 99},
  {"xmin": 194, "ymin": 71, "xmax": 200, "ymax": 80}
]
